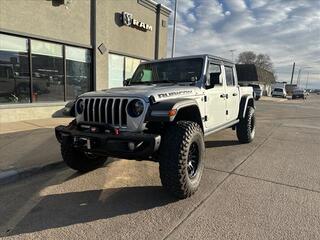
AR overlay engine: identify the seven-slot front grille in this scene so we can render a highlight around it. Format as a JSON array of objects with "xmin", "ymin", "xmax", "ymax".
[{"xmin": 82, "ymin": 98, "xmax": 129, "ymax": 127}]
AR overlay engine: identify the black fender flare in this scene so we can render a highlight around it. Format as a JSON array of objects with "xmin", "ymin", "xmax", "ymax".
[
  {"xmin": 147, "ymin": 98, "xmax": 201, "ymax": 122},
  {"xmin": 63, "ymin": 100, "xmax": 76, "ymax": 117},
  {"xmin": 238, "ymin": 95, "xmax": 255, "ymax": 119}
]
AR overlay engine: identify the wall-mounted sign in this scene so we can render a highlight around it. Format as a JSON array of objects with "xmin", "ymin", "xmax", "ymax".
[{"xmin": 122, "ymin": 12, "xmax": 153, "ymax": 32}]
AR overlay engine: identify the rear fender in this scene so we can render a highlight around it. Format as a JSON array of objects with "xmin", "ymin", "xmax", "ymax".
[{"xmin": 238, "ymin": 96, "xmax": 254, "ymax": 119}]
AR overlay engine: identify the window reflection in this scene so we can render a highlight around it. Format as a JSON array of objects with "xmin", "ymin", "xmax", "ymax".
[
  {"xmin": 31, "ymin": 40, "xmax": 64, "ymax": 102},
  {"xmin": 66, "ymin": 46, "xmax": 91, "ymax": 100},
  {"xmin": 108, "ymin": 54, "xmax": 142, "ymax": 88},
  {"xmin": 0, "ymin": 33, "xmax": 93, "ymax": 104},
  {"xmin": 0, "ymin": 34, "xmax": 30, "ymax": 103},
  {"xmin": 109, "ymin": 54, "xmax": 124, "ymax": 88},
  {"xmin": 125, "ymin": 57, "xmax": 141, "ymax": 80}
]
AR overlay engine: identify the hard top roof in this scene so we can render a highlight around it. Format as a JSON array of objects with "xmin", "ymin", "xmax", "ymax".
[{"xmin": 144, "ymin": 54, "xmax": 234, "ymax": 65}]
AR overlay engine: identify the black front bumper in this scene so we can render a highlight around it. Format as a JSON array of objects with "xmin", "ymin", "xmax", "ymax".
[
  {"xmin": 55, "ymin": 125, "xmax": 161, "ymax": 160},
  {"xmin": 293, "ymin": 94, "xmax": 305, "ymax": 98}
]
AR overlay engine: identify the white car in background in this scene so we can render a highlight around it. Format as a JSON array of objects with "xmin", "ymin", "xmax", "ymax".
[{"xmin": 272, "ymin": 88, "xmax": 287, "ymax": 98}]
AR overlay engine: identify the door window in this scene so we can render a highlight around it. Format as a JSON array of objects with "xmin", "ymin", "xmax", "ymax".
[
  {"xmin": 207, "ymin": 63, "xmax": 222, "ymax": 88},
  {"xmin": 225, "ymin": 66, "xmax": 235, "ymax": 86}
]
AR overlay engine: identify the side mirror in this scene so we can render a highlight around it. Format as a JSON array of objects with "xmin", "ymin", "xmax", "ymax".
[{"xmin": 123, "ymin": 78, "xmax": 131, "ymax": 86}]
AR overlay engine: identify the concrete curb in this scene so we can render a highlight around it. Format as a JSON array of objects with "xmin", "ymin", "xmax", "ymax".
[{"xmin": 0, "ymin": 161, "xmax": 66, "ymax": 185}]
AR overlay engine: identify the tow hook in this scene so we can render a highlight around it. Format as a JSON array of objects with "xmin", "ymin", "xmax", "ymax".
[{"xmin": 114, "ymin": 128, "xmax": 120, "ymax": 135}]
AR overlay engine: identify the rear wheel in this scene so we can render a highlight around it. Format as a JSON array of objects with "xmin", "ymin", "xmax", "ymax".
[
  {"xmin": 158, "ymin": 121, "xmax": 205, "ymax": 199},
  {"xmin": 61, "ymin": 140, "xmax": 107, "ymax": 172},
  {"xmin": 236, "ymin": 106, "xmax": 256, "ymax": 143}
]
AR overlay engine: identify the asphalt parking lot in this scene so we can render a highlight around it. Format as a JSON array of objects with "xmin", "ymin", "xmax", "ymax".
[{"xmin": 1, "ymin": 95, "xmax": 320, "ymax": 240}]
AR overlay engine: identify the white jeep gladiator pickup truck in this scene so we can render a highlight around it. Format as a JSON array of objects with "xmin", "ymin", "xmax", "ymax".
[{"xmin": 55, "ymin": 54, "xmax": 255, "ymax": 199}]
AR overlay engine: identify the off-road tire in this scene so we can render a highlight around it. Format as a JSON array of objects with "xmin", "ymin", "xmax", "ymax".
[
  {"xmin": 61, "ymin": 140, "xmax": 107, "ymax": 172},
  {"xmin": 236, "ymin": 106, "xmax": 256, "ymax": 143},
  {"xmin": 158, "ymin": 121, "xmax": 205, "ymax": 199}
]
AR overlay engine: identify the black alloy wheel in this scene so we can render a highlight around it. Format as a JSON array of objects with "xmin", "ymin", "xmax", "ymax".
[{"xmin": 187, "ymin": 142, "xmax": 200, "ymax": 178}]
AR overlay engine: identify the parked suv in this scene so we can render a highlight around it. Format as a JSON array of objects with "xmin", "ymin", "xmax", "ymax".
[
  {"xmin": 55, "ymin": 55, "xmax": 256, "ymax": 199},
  {"xmin": 292, "ymin": 88, "xmax": 307, "ymax": 99},
  {"xmin": 249, "ymin": 84, "xmax": 262, "ymax": 100},
  {"xmin": 272, "ymin": 88, "xmax": 287, "ymax": 98}
]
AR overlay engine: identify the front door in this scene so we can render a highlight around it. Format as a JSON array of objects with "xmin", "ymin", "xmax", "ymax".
[
  {"xmin": 224, "ymin": 65, "xmax": 240, "ymax": 121},
  {"xmin": 204, "ymin": 62, "xmax": 227, "ymax": 130}
]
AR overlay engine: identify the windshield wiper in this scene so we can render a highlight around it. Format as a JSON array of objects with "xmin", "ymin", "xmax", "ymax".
[
  {"xmin": 155, "ymin": 80, "xmax": 177, "ymax": 84},
  {"xmin": 129, "ymin": 82, "xmax": 153, "ymax": 85}
]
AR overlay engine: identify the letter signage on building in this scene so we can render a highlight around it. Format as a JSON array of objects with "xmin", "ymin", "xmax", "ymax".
[{"xmin": 122, "ymin": 12, "xmax": 152, "ymax": 32}]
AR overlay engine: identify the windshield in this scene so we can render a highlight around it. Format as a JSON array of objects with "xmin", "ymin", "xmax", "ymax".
[
  {"xmin": 274, "ymin": 88, "xmax": 283, "ymax": 92},
  {"xmin": 130, "ymin": 58, "xmax": 203, "ymax": 85},
  {"xmin": 249, "ymin": 84, "xmax": 260, "ymax": 89}
]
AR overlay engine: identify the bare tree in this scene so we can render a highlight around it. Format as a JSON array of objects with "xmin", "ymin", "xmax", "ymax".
[
  {"xmin": 255, "ymin": 54, "xmax": 274, "ymax": 72},
  {"xmin": 237, "ymin": 51, "xmax": 274, "ymax": 72},
  {"xmin": 237, "ymin": 51, "xmax": 256, "ymax": 64}
]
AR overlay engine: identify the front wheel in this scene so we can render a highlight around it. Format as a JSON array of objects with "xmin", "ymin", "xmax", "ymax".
[
  {"xmin": 158, "ymin": 121, "xmax": 205, "ymax": 199},
  {"xmin": 61, "ymin": 140, "xmax": 107, "ymax": 172},
  {"xmin": 236, "ymin": 106, "xmax": 256, "ymax": 143}
]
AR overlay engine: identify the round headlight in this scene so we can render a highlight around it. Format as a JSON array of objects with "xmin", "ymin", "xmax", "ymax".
[
  {"xmin": 76, "ymin": 99, "xmax": 84, "ymax": 114},
  {"xmin": 127, "ymin": 99, "xmax": 144, "ymax": 117}
]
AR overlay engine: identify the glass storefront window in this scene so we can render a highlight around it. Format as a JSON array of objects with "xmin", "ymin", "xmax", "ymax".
[
  {"xmin": 0, "ymin": 34, "xmax": 30, "ymax": 104},
  {"xmin": 0, "ymin": 33, "xmax": 92, "ymax": 105},
  {"xmin": 108, "ymin": 54, "xmax": 124, "ymax": 88},
  {"xmin": 125, "ymin": 57, "xmax": 141, "ymax": 80},
  {"xmin": 108, "ymin": 54, "xmax": 142, "ymax": 88},
  {"xmin": 66, "ymin": 46, "xmax": 91, "ymax": 100},
  {"xmin": 31, "ymin": 40, "xmax": 64, "ymax": 102}
]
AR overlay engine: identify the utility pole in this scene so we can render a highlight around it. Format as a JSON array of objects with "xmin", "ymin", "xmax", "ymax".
[
  {"xmin": 290, "ymin": 62, "xmax": 295, "ymax": 84},
  {"xmin": 296, "ymin": 68, "xmax": 302, "ymax": 86},
  {"xmin": 171, "ymin": 0, "xmax": 178, "ymax": 58},
  {"xmin": 306, "ymin": 72, "xmax": 310, "ymax": 90},
  {"xmin": 229, "ymin": 49, "xmax": 236, "ymax": 62}
]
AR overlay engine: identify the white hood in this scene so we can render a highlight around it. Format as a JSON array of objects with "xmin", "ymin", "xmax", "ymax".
[{"xmin": 80, "ymin": 84, "xmax": 204, "ymax": 102}]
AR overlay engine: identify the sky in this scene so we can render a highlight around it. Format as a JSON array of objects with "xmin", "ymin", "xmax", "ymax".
[{"xmin": 157, "ymin": 0, "xmax": 320, "ymax": 89}]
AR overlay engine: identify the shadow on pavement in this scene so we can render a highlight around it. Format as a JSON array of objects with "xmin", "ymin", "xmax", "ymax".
[
  {"xmin": 205, "ymin": 140, "xmax": 241, "ymax": 148},
  {"xmin": 0, "ymin": 128, "xmax": 63, "ymax": 177},
  {"xmin": 8, "ymin": 186, "xmax": 176, "ymax": 236}
]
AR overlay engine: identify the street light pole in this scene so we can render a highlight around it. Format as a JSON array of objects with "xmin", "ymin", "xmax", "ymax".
[{"xmin": 171, "ymin": 0, "xmax": 178, "ymax": 58}]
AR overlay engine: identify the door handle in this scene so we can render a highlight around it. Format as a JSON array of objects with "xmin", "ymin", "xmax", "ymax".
[{"xmin": 233, "ymin": 93, "xmax": 238, "ymax": 96}]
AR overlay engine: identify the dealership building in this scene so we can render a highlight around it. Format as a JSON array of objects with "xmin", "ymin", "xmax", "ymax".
[{"xmin": 0, "ymin": 0, "xmax": 171, "ymax": 123}]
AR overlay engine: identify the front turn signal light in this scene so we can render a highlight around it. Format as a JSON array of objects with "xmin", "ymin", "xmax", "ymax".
[{"xmin": 168, "ymin": 109, "xmax": 177, "ymax": 117}]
